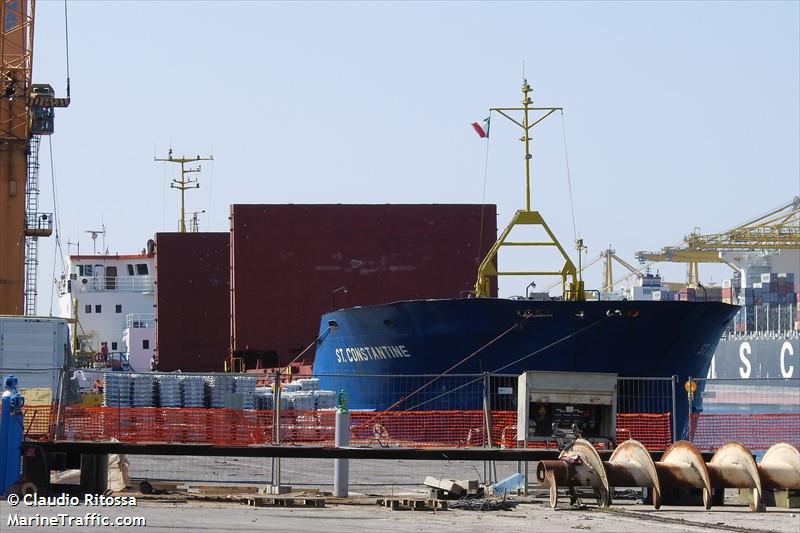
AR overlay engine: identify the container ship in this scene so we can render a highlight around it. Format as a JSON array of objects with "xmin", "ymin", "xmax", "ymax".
[
  {"xmin": 708, "ymin": 263, "xmax": 798, "ymax": 381},
  {"xmin": 619, "ymin": 252, "xmax": 800, "ymax": 423},
  {"xmin": 312, "ymin": 82, "xmax": 740, "ymax": 430},
  {"xmin": 617, "ymin": 251, "xmax": 799, "ymax": 381}
]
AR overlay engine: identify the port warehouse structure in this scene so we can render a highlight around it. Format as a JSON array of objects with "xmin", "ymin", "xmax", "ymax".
[{"xmin": 153, "ymin": 204, "xmax": 497, "ymax": 371}]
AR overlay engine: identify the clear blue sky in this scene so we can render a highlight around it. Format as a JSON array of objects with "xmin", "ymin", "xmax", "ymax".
[{"xmin": 32, "ymin": 1, "xmax": 799, "ymax": 311}]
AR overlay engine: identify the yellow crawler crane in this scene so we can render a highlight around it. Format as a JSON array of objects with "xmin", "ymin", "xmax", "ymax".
[
  {"xmin": 636, "ymin": 196, "xmax": 800, "ymax": 287},
  {"xmin": 0, "ymin": 0, "xmax": 69, "ymax": 314}
]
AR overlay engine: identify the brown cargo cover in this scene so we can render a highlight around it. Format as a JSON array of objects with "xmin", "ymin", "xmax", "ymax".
[
  {"xmin": 230, "ymin": 204, "xmax": 497, "ymax": 366},
  {"xmin": 155, "ymin": 232, "xmax": 230, "ymax": 372}
]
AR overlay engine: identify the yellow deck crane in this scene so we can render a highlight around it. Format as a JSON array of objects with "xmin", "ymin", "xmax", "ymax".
[
  {"xmin": 0, "ymin": 0, "xmax": 69, "ymax": 315},
  {"xmin": 635, "ymin": 197, "xmax": 800, "ymax": 287}
]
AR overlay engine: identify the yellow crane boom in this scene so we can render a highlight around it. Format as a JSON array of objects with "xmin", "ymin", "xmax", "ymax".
[
  {"xmin": 0, "ymin": 0, "xmax": 68, "ymax": 314},
  {"xmin": 636, "ymin": 197, "xmax": 800, "ymax": 286},
  {"xmin": 0, "ymin": 0, "xmax": 35, "ymax": 315}
]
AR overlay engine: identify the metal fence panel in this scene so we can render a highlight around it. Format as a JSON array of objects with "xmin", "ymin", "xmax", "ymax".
[
  {"xmin": 688, "ymin": 377, "xmax": 800, "ymax": 451},
  {"xmin": 126, "ymin": 455, "xmax": 522, "ymax": 492},
  {"xmin": 45, "ymin": 371, "xmax": 677, "ymax": 451}
]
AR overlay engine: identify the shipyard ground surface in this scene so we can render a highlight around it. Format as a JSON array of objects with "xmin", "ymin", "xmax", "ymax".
[
  {"xmin": 1, "ymin": 498, "xmax": 797, "ymax": 532},
  {"xmin": 2, "ymin": 456, "xmax": 797, "ymax": 532}
]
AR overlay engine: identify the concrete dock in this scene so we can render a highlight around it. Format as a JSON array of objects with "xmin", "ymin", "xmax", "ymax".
[{"xmin": 2, "ymin": 498, "xmax": 797, "ymax": 533}]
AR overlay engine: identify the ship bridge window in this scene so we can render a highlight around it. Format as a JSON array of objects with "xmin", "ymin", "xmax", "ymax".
[
  {"xmin": 127, "ymin": 264, "xmax": 135, "ymax": 276},
  {"xmin": 78, "ymin": 264, "xmax": 94, "ymax": 277},
  {"xmin": 105, "ymin": 266, "xmax": 117, "ymax": 290},
  {"xmin": 136, "ymin": 264, "xmax": 148, "ymax": 275},
  {"xmin": 84, "ymin": 304, "xmax": 91, "ymax": 314}
]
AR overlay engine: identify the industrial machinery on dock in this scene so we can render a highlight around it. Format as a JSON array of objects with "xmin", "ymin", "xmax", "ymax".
[{"xmin": 537, "ymin": 438, "xmax": 800, "ymax": 512}]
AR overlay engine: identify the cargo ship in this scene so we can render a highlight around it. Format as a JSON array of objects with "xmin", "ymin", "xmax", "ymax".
[{"xmin": 312, "ymin": 82, "xmax": 740, "ymax": 432}]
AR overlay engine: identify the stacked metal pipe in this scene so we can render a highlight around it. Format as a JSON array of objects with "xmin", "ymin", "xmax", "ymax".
[{"xmin": 537, "ymin": 438, "xmax": 800, "ymax": 512}]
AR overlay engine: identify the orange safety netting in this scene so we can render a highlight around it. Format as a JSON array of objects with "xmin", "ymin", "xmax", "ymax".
[
  {"xmin": 49, "ymin": 406, "xmax": 676, "ymax": 449},
  {"xmin": 60, "ymin": 407, "xmax": 274, "ymax": 445},
  {"xmin": 688, "ymin": 413, "xmax": 800, "ymax": 451},
  {"xmin": 488, "ymin": 412, "xmax": 672, "ymax": 450},
  {"xmin": 349, "ymin": 410, "xmax": 487, "ymax": 447},
  {"xmin": 616, "ymin": 413, "xmax": 673, "ymax": 450}
]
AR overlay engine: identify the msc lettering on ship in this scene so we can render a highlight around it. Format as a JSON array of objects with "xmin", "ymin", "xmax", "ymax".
[
  {"xmin": 737, "ymin": 340, "xmax": 796, "ymax": 378},
  {"xmin": 335, "ymin": 345, "xmax": 411, "ymax": 363}
]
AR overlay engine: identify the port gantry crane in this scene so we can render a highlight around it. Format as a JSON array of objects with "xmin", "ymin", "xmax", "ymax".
[
  {"xmin": 0, "ymin": 0, "xmax": 69, "ymax": 315},
  {"xmin": 635, "ymin": 196, "xmax": 800, "ymax": 287},
  {"xmin": 540, "ymin": 247, "xmax": 648, "ymax": 296},
  {"xmin": 599, "ymin": 247, "xmax": 644, "ymax": 292}
]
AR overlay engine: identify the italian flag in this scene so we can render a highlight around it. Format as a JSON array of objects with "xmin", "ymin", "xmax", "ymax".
[{"xmin": 471, "ymin": 116, "xmax": 490, "ymax": 138}]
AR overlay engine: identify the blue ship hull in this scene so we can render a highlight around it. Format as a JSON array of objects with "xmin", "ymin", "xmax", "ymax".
[{"xmin": 312, "ymin": 298, "xmax": 739, "ymax": 437}]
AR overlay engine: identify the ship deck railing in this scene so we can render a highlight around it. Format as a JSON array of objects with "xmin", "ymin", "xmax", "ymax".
[
  {"xmin": 721, "ymin": 330, "xmax": 800, "ymax": 340},
  {"xmin": 57, "ymin": 275, "xmax": 155, "ymax": 295}
]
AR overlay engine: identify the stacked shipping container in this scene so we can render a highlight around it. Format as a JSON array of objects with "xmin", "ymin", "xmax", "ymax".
[
  {"xmin": 650, "ymin": 273, "xmax": 798, "ymax": 334},
  {"xmin": 677, "ymin": 286, "xmax": 723, "ymax": 302},
  {"xmin": 751, "ymin": 272, "xmax": 796, "ymax": 305},
  {"xmin": 723, "ymin": 273, "xmax": 799, "ymax": 333}
]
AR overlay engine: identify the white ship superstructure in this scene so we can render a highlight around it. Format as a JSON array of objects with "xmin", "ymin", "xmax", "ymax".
[
  {"xmin": 624, "ymin": 272, "xmax": 663, "ymax": 301},
  {"xmin": 57, "ymin": 249, "xmax": 155, "ymax": 371}
]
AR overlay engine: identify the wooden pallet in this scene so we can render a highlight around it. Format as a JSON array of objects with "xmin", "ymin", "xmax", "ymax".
[
  {"xmin": 376, "ymin": 498, "xmax": 448, "ymax": 511},
  {"xmin": 244, "ymin": 496, "xmax": 325, "ymax": 508},
  {"xmin": 185, "ymin": 484, "xmax": 260, "ymax": 495},
  {"xmin": 428, "ymin": 487, "xmax": 484, "ymax": 500}
]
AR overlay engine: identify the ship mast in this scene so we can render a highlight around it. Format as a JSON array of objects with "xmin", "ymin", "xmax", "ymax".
[
  {"xmin": 155, "ymin": 149, "xmax": 213, "ymax": 233},
  {"xmin": 522, "ymin": 81, "xmax": 532, "ymax": 212},
  {"xmin": 474, "ymin": 81, "xmax": 582, "ymax": 300}
]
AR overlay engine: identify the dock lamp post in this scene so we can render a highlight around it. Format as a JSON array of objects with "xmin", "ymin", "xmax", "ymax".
[
  {"xmin": 526, "ymin": 281, "xmax": 536, "ymax": 298},
  {"xmin": 697, "ymin": 282, "xmax": 707, "ymax": 303},
  {"xmin": 331, "ymin": 286, "xmax": 348, "ymax": 311}
]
